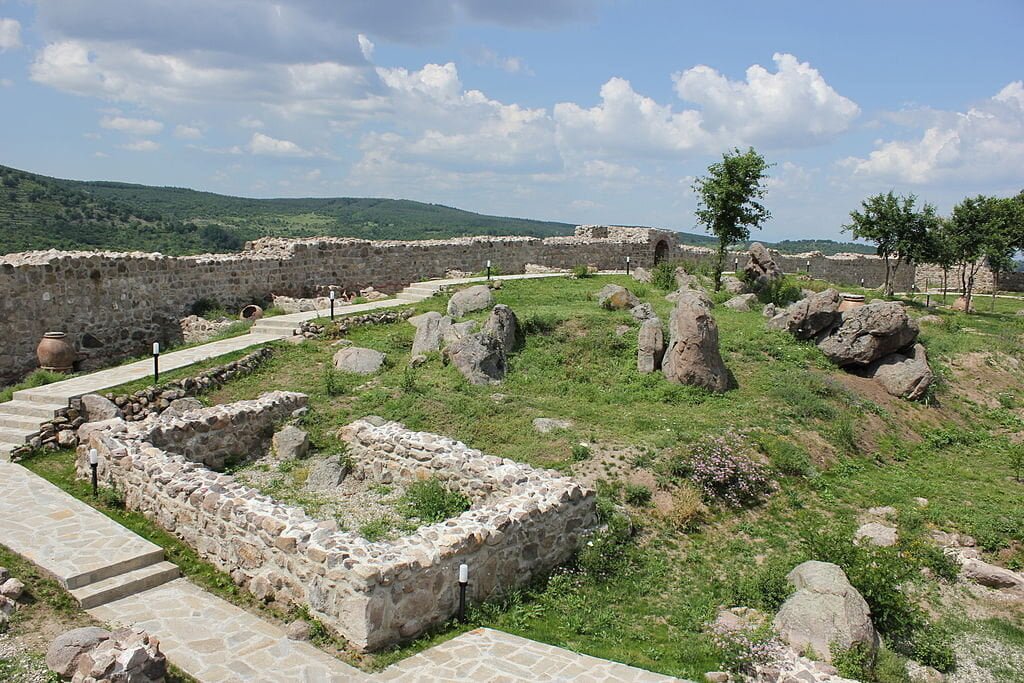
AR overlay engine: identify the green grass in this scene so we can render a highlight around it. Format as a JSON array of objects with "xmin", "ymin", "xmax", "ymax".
[
  {"xmin": 13, "ymin": 274, "xmax": 1024, "ymax": 678},
  {"xmin": 0, "ymin": 368, "xmax": 68, "ymax": 402}
]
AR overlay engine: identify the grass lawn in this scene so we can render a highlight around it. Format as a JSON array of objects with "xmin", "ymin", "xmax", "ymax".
[{"xmin": 19, "ymin": 273, "xmax": 1024, "ymax": 680}]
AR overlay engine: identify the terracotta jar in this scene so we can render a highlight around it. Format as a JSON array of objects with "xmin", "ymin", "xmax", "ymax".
[
  {"xmin": 240, "ymin": 304, "xmax": 264, "ymax": 321},
  {"xmin": 36, "ymin": 332, "xmax": 77, "ymax": 372},
  {"xmin": 838, "ymin": 293, "xmax": 866, "ymax": 312}
]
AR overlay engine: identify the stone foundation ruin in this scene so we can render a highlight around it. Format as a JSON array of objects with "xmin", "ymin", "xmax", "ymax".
[{"xmin": 77, "ymin": 392, "xmax": 596, "ymax": 651}]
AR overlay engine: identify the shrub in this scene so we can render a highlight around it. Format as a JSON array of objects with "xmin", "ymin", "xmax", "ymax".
[
  {"xmin": 401, "ymin": 478, "xmax": 471, "ymax": 523},
  {"xmin": 753, "ymin": 276, "xmax": 803, "ymax": 306},
  {"xmin": 624, "ymin": 483, "xmax": 652, "ymax": 506},
  {"xmin": 831, "ymin": 642, "xmax": 874, "ymax": 680},
  {"xmin": 400, "ymin": 366, "xmax": 418, "ymax": 393},
  {"xmin": 521, "ymin": 312, "xmax": 559, "ymax": 335},
  {"xmin": 651, "ymin": 260, "xmax": 677, "ymax": 291},
  {"xmin": 906, "ymin": 625, "xmax": 955, "ymax": 673},
  {"xmin": 677, "ymin": 433, "xmax": 777, "ymax": 508},
  {"xmin": 577, "ymin": 507, "xmax": 638, "ymax": 579},
  {"xmin": 571, "ymin": 264, "xmax": 592, "ymax": 279},
  {"xmin": 323, "ymin": 367, "xmax": 343, "ymax": 397},
  {"xmin": 631, "ymin": 283, "xmax": 650, "ymax": 299},
  {"xmin": 710, "ymin": 623, "xmax": 781, "ymax": 676},
  {"xmin": 190, "ymin": 297, "xmax": 222, "ymax": 317},
  {"xmin": 571, "ymin": 443, "xmax": 592, "ymax": 461},
  {"xmin": 359, "ymin": 518, "xmax": 391, "ymax": 541},
  {"xmin": 731, "ymin": 559, "xmax": 796, "ymax": 612},
  {"xmin": 755, "ymin": 435, "xmax": 816, "ymax": 477},
  {"xmin": 661, "ymin": 483, "xmax": 707, "ymax": 531}
]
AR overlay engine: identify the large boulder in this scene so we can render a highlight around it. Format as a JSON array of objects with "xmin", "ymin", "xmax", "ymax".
[
  {"xmin": 162, "ymin": 397, "xmax": 204, "ymax": 418},
  {"xmin": 272, "ymin": 426, "xmax": 310, "ymax": 459},
  {"xmin": 483, "ymin": 304, "xmax": 518, "ymax": 352},
  {"xmin": 47, "ymin": 627, "xmax": 112, "ymax": 678},
  {"xmin": 597, "ymin": 284, "xmax": 640, "ymax": 310},
  {"xmin": 861, "ymin": 343, "xmax": 934, "ymax": 400},
  {"xmin": 333, "ymin": 347, "xmax": 386, "ymax": 374},
  {"xmin": 80, "ymin": 394, "xmax": 123, "ymax": 423},
  {"xmin": 955, "ymin": 549, "xmax": 1024, "ymax": 592},
  {"xmin": 444, "ymin": 333, "xmax": 506, "ymax": 385},
  {"xmin": 722, "ymin": 275, "xmax": 748, "ymax": 295},
  {"xmin": 637, "ymin": 317, "xmax": 665, "ymax": 374},
  {"xmin": 72, "ymin": 628, "xmax": 166, "ymax": 683},
  {"xmin": 409, "ymin": 312, "xmax": 452, "ymax": 356},
  {"xmin": 304, "ymin": 455, "xmax": 349, "ymax": 490},
  {"xmin": 447, "ymin": 285, "xmax": 493, "ymax": 318},
  {"xmin": 661, "ymin": 293, "xmax": 729, "ymax": 392},
  {"xmin": 632, "ymin": 267, "xmax": 652, "ymax": 284},
  {"xmin": 817, "ymin": 302, "xmax": 919, "ymax": 367},
  {"xmin": 724, "ymin": 293, "xmax": 759, "ymax": 312},
  {"xmin": 667, "ymin": 288, "xmax": 714, "ymax": 308},
  {"xmin": 773, "ymin": 561, "xmax": 878, "ymax": 663},
  {"xmin": 630, "ymin": 302, "xmax": 657, "ymax": 322},
  {"xmin": 744, "ymin": 243, "xmax": 784, "ymax": 292},
  {"xmin": 767, "ymin": 289, "xmax": 842, "ymax": 340},
  {"xmin": 674, "ymin": 267, "xmax": 702, "ymax": 290}
]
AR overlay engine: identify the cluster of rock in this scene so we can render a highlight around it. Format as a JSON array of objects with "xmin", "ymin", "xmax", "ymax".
[
  {"xmin": 77, "ymin": 395, "xmax": 595, "ymax": 651},
  {"xmin": 405, "ymin": 285, "xmax": 520, "ymax": 385},
  {"xmin": 935, "ymin": 530, "xmax": 1024, "ymax": 595},
  {"xmin": 299, "ymin": 309, "xmax": 413, "ymax": 339},
  {"xmin": 46, "ymin": 626, "xmax": 166, "ymax": 683},
  {"xmin": 8, "ymin": 347, "xmax": 274, "ymax": 460},
  {"xmin": 0, "ymin": 566, "xmax": 24, "ymax": 632},
  {"xmin": 767, "ymin": 289, "xmax": 933, "ymax": 399},
  {"xmin": 179, "ymin": 314, "xmax": 236, "ymax": 343}
]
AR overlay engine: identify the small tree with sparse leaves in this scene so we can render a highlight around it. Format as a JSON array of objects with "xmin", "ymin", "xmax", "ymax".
[{"xmin": 692, "ymin": 147, "xmax": 772, "ymax": 291}]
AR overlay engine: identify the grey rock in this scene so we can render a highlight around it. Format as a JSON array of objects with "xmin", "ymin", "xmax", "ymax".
[
  {"xmin": 305, "ymin": 456, "xmax": 349, "ymax": 490},
  {"xmin": 762, "ymin": 303, "xmax": 777, "ymax": 318},
  {"xmin": 46, "ymin": 627, "xmax": 112, "ymax": 678},
  {"xmin": 959, "ymin": 555, "xmax": 1024, "ymax": 592},
  {"xmin": 273, "ymin": 426, "xmax": 310, "ymax": 460},
  {"xmin": 674, "ymin": 267, "xmax": 701, "ymax": 290},
  {"xmin": 632, "ymin": 267, "xmax": 652, "ymax": 283},
  {"xmin": 767, "ymin": 289, "xmax": 842, "ymax": 340},
  {"xmin": 906, "ymin": 659, "xmax": 945, "ymax": 683},
  {"xmin": 662, "ymin": 293, "xmax": 729, "ymax": 392},
  {"xmin": 57, "ymin": 429, "xmax": 79, "ymax": 448},
  {"xmin": 0, "ymin": 578, "xmax": 24, "ymax": 599},
  {"xmin": 666, "ymin": 288, "xmax": 714, "ymax": 308},
  {"xmin": 483, "ymin": 304, "xmax": 519, "ymax": 352},
  {"xmin": 722, "ymin": 275, "xmax": 748, "ymax": 295},
  {"xmin": 445, "ymin": 332, "xmax": 506, "ymax": 385},
  {"xmin": 0, "ymin": 595, "xmax": 14, "ymax": 615},
  {"xmin": 0, "ymin": 567, "xmax": 8, "ymax": 583},
  {"xmin": 286, "ymin": 620, "xmax": 312, "ymax": 641},
  {"xmin": 163, "ymin": 397, "xmax": 204, "ymax": 417},
  {"xmin": 817, "ymin": 302, "xmax": 919, "ymax": 366},
  {"xmin": 333, "ymin": 346, "xmax": 386, "ymax": 374},
  {"xmin": 532, "ymin": 417, "xmax": 573, "ymax": 433},
  {"xmin": 861, "ymin": 343, "xmax": 933, "ymax": 400},
  {"xmin": 704, "ymin": 673, "xmax": 730, "ymax": 683},
  {"xmin": 597, "ymin": 284, "xmax": 640, "ymax": 310},
  {"xmin": 773, "ymin": 561, "xmax": 878, "ymax": 663},
  {"xmin": 447, "ymin": 284, "xmax": 494, "ymax": 318},
  {"xmin": 724, "ymin": 293, "xmax": 759, "ymax": 312},
  {"xmin": 918, "ymin": 314, "xmax": 944, "ymax": 325},
  {"xmin": 443, "ymin": 320, "xmax": 479, "ymax": 345},
  {"xmin": 409, "ymin": 312, "xmax": 452, "ymax": 356},
  {"xmin": 80, "ymin": 394, "xmax": 123, "ymax": 422},
  {"xmin": 614, "ymin": 324, "xmax": 631, "ymax": 337},
  {"xmin": 855, "ymin": 522, "xmax": 899, "ymax": 547},
  {"xmin": 630, "ymin": 302, "xmax": 657, "ymax": 322},
  {"xmin": 637, "ymin": 317, "xmax": 665, "ymax": 374},
  {"xmin": 744, "ymin": 243, "xmax": 784, "ymax": 292}
]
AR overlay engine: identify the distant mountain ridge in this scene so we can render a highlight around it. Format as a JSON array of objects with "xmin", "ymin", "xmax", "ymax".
[{"xmin": 0, "ymin": 164, "xmax": 874, "ymax": 256}]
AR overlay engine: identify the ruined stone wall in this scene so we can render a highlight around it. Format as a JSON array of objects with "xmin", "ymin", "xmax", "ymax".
[
  {"xmin": 914, "ymin": 262, "xmax": 1024, "ymax": 294},
  {"xmin": 0, "ymin": 230, "xmax": 665, "ymax": 384},
  {"xmin": 77, "ymin": 397, "xmax": 595, "ymax": 651}
]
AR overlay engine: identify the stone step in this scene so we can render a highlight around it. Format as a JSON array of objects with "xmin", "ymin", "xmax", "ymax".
[
  {"xmin": 0, "ymin": 414, "xmax": 45, "ymax": 431},
  {"xmin": 0, "ymin": 442, "xmax": 21, "ymax": 461},
  {"xmin": 0, "ymin": 428, "xmax": 28, "ymax": 445},
  {"xmin": 71, "ymin": 561, "xmax": 180, "ymax": 609},
  {"xmin": 0, "ymin": 399, "xmax": 67, "ymax": 419},
  {"xmin": 12, "ymin": 388, "xmax": 70, "ymax": 405},
  {"xmin": 395, "ymin": 292, "xmax": 428, "ymax": 301},
  {"xmin": 65, "ymin": 547, "xmax": 166, "ymax": 590}
]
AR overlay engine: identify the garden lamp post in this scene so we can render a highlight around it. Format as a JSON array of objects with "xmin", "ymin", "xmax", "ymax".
[
  {"xmin": 486, "ymin": 260, "xmax": 492, "ymax": 282},
  {"xmin": 457, "ymin": 563, "xmax": 469, "ymax": 622},
  {"xmin": 734, "ymin": 257, "xmax": 739, "ymax": 273},
  {"xmin": 329, "ymin": 289, "xmax": 336, "ymax": 320},
  {"xmin": 152, "ymin": 342, "xmax": 160, "ymax": 385},
  {"xmin": 806, "ymin": 260, "xmax": 811, "ymax": 275},
  {"xmin": 89, "ymin": 447, "xmax": 98, "ymax": 497},
  {"xmin": 625, "ymin": 255, "xmax": 630, "ymax": 276}
]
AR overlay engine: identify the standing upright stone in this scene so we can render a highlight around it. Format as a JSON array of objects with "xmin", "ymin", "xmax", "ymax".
[
  {"xmin": 637, "ymin": 317, "xmax": 665, "ymax": 373},
  {"xmin": 447, "ymin": 285, "xmax": 494, "ymax": 318},
  {"xmin": 661, "ymin": 292, "xmax": 730, "ymax": 392},
  {"xmin": 483, "ymin": 304, "xmax": 518, "ymax": 352},
  {"xmin": 409, "ymin": 312, "xmax": 452, "ymax": 356},
  {"xmin": 744, "ymin": 243, "xmax": 784, "ymax": 292}
]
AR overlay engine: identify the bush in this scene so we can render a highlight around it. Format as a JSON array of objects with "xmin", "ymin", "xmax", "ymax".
[
  {"xmin": 906, "ymin": 625, "xmax": 955, "ymax": 673},
  {"xmin": 651, "ymin": 260, "xmax": 678, "ymax": 290},
  {"xmin": 753, "ymin": 276, "xmax": 803, "ymax": 306},
  {"xmin": 710, "ymin": 623, "xmax": 780, "ymax": 676},
  {"xmin": 189, "ymin": 297, "xmax": 222, "ymax": 317},
  {"xmin": 731, "ymin": 558, "xmax": 796, "ymax": 612},
  {"xmin": 624, "ymin": 483, "xmax": 652, "ymax": 506},
  {"xmin": 831, "ymin": 642, "xmax": 875, "ymax": 680},
  {"xmin": 323, "ymin": 367, "xmax": 343, "ymax": 397},
  {"xmin": 577, "ymin": 507, "xmax": 637, "ymax": 579},
  {"xmin": 571, "ymin": 264, "xmax": 592, "ymax": 279},
  {"xmin": 674, "ymin": 433, "xmax": 777, "ymax": 508},
  {"xmin": 571, "ymin": 443, "xmax": 592, "ymax": 461},
  {"xmin": 755, "ymin": 434, "xmax": 816, "ymax": 477},
  {"xmin": 401, "ymin": 478, "xmax": 471, "ymax": 523},
  {"xmin": 661, "ymin": 483, "xmax": 707, "ymax": 531}
]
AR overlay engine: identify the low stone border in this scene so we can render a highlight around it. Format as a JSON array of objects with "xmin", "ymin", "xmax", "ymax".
[
  {"xmin": 299, "ymin": 309, "xmax": 415, "ymax": 339},
  {"xmin": 78, "ymin": 399, "xmax": 596, "ymax": 652},
  {"xmin": 10, "ymin": 347, "xmax": 273, "ymax": 459}
]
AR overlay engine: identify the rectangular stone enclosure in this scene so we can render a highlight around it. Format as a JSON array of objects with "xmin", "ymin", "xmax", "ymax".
[{"xmin": 77, "ymin": 392, "xmax": 597, "ymax": 651}]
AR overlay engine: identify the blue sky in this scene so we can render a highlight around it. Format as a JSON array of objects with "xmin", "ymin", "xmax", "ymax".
[{"xmin": 0, "ymin": 0, "xmax": 1021, "ymax": 241}]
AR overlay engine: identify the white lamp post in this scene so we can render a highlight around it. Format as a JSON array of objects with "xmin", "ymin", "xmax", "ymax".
[
  {"xmin": 89, "ymin": 447, "xmax": 99, "ymax": 496},
  {"xmin": 152, "ymin": 342, "xmax": 160, "ymax": 385},
  {"xmin": 329, "ymin": 289, "xmax": 336, "ymax": 320},
  {"xmin": 486, "ymin": 260, "xmax": 492, "ymax": 281},
  {"xmin": 458, "ymin": 563, "xmax": 469, "ymax": 622}
]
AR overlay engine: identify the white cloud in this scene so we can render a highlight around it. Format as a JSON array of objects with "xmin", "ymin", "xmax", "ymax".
[
  {"xmin": 842, "ymin": 81, "xmax": 1024, "ymax": 184},
  {"xmin": 0, "ymin": 18, "xmax": 21, "ymax": 51},
  {"xmin": 174, "ymin": 124, "xmax": 202, "ymax": 139},
  {"xmin": 100, "ymin": 115, "xmax": 164, "ymax": 136},
  {"xmin": 121, "ymin": 140, "xmax": 160, "ymax": 152},
  {"xmin": 239, "ymin": 116, "xmax": 264, "ymax": 129},
  {"xmin": 673, "ymin": 53, "xmax": 860, "ymax": 147},
  {"xmin": 357, "ymin": 34, "xmax": 374, "ymax": 61},
  {"xmin": 247, "ymin": 132, "xmax": 314, "ymax": 157},
  {"xmin": 470, "ymin": 47, "xmax": 532, "ymax": 75}
]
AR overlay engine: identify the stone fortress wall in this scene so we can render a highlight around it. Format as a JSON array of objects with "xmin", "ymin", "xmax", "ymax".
[
  {"xmin": 78, "ymin": 393, "xmax": 596, "ymax": 651},
  {"xmin": 0, "ymin": 223, "xmax": 978, "ymax": 385}
]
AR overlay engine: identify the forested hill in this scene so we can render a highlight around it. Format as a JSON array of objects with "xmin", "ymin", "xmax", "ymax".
[{"xmin": 0, "ymin": 164, "xmax": 874, "ymax": 256}]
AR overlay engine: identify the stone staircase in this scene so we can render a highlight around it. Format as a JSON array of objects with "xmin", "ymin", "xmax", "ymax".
[
  {"xmin": 70, "ymin": 557, "xmax": 180, "ymax": 609},
  {"xmin": 0, "ymin": 389, "xmax": 67, "ymax": 460},
  {"xmin": 394, "ymin": 281, "xmax": 446, "ymax": 302}
]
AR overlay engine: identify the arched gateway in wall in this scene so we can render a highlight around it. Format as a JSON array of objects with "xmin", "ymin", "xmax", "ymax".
[{"xmin": 654, "ymin": 239, "xmax": 670, "ymax": 264}]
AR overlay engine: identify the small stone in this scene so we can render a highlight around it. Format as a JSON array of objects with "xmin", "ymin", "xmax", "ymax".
[
  {"xmin": 286, "ymin": 620, "xmax": 312, "ymax": 641},
  {"xmin": 0, "ymin": 578, "xmax": 24, "ymax": 600},
  {"xmin": 46, "ymin": 627, "xmax": 112, "ymax": 678},
  {"xmin": 273, "ymin": 426, "xmax": 310, "ymax": 460},
  {"xmin": 855, "ymin": 522, "xmax": 899, "ymax": 547},
  {"xmin": 913, "ymin": 497, "xmax": 929, "ymax": 507},
  {"xmin": 57, "ymin": 429, "xmax": 79, "ymax": 448},
  {"xmin": 705, "ymin": 672, "xmax": 730, "ymax": 683},
  {"xmin": 533, "ymin": 418, "xmax": 573, "ymax": 433},
  {"xmin": 0, "ymin": 567, "xmax": 8, "ymax": 583},
  {"xmin": 80, "ymin": 394, "xmax": 123, "ymax": 422},
  {"xmin": 333, "ymin": 347, "xmax": 386, "ymax": 374}
]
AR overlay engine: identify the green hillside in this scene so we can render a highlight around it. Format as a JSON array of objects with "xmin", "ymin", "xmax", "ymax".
[{"xmin": 0, "ymin": 164, "xmax": 874, "ymax": 256}]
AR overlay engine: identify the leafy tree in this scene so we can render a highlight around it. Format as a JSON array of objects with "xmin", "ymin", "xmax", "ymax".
[
  {"xmin": 843, "ymin": 191, "xmax": 937, "ymax": 296},
  {"xmin": 919, "ymin": 217, "xmax": 958, "ymax": 303},
  {"xmin": 692, "ymin": 147, "xmax": 772, "ymax": 291},
  {"xmin": 947, "ymin": 195, "xmax": 1024, "ymax": 312}
]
